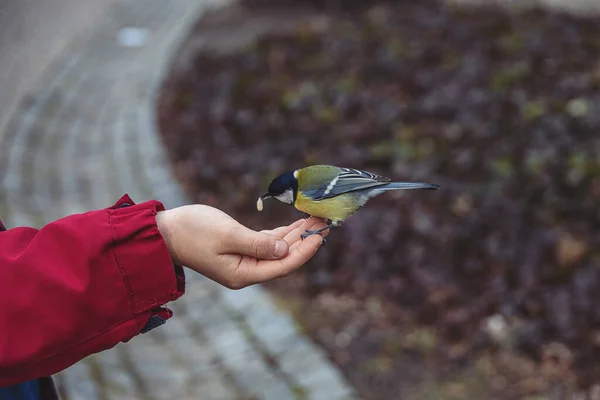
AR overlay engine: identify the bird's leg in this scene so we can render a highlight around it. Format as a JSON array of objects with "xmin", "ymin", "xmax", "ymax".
[
  {"xmin": 303, "ymin": 224, "xmax": 332, "ymax": 235},
  {"xmin": 300, "ymin": 223, "xmax": 333, "ymax": 245}
]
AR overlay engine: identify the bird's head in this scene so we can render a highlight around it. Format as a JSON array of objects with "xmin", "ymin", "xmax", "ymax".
[{"xmin": 260, "ymin": 170, "xmax": 298, "ymax": 206}]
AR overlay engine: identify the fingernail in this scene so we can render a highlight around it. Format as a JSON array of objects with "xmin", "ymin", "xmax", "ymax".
[{"xmin": 274, "ymin": 240, "xmax": 287, "ymax": 258}]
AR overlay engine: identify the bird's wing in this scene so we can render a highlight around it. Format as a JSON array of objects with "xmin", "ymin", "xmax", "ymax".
[{"xmin": 309, "ymin": 167, "xmax": 391, "ymax": 200}]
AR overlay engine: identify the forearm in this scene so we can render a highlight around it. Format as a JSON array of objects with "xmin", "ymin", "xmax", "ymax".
[{"xmin": 0, "ymin": 195, "xmax": 185, "ymax": 386}]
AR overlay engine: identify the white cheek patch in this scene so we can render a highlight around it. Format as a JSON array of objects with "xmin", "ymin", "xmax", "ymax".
[
  {"xmin": 275, "ymin": 189, "xmax": 294, "ymax": 204},
  {"xmin": 323, "ymin": 176, "xmax": 339, "ymax": 196},
  {"xmin": 293, "ymin": 170, "xmax": 298, "ymax": 179}
]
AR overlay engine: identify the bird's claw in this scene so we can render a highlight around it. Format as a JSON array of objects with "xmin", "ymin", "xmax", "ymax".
[
  {"xmin": 300, "ymin": 231, "xmax": 311, "ymax": 241},
  {"xmin": 301, "ymin": 228, "xmax": 319, "ymax": 240},
  {"xmin": 300, "ymin": 229, "xmax": 328, "ymax": 246}
]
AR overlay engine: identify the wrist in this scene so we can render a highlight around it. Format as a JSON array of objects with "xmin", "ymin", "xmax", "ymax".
[{"xmin": 156, "ymin": 209, "xmax": 182, "ymax": 266}]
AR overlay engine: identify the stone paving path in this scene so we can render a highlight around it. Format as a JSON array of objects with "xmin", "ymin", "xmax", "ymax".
[
  {"xmin": 0, "ymin": 0, "xmax": 117, "ymax": 137},
  {"xmin": 0, "ymin": 1, "xmax": 357, "ymax": 399}
]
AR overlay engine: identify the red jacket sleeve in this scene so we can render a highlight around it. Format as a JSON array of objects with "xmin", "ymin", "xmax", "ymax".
[{"xmin": 0, "ymin": 194, "xmax": 185, "ymax": 386}]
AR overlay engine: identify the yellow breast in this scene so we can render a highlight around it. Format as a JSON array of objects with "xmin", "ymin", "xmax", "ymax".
[{"xmin": 294, "ymin": 191, "xmax": 361, "ymax": 223}]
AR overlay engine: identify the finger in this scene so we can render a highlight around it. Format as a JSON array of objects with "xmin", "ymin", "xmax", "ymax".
[
  {"xmin": 259, "ymin": 219, "xmax": 305, "ymax": 238},
  {"xmin": 283, "ymin": 217, "xmax": 329, "ymax": 246},
  {"xmin": 248, "ymin": 228, "xmax": 326, "ymax": 283},
  {"xmin": 230, "ymin": 219, "xmax": 329, "ymax": 287},
  {"xmin": 223, "ymin": 224, "xmax": 289, "ymax": 260}
]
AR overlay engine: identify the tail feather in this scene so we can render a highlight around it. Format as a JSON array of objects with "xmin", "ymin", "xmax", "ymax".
[{"xmin": 377, "ymin": 182, "xmax": 440, "ymax": 191}]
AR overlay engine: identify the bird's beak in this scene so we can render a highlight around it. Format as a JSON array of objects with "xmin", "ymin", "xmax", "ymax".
[{"xmin": 260, "ymin": 193, "xmax": 272, "ymax": 200}]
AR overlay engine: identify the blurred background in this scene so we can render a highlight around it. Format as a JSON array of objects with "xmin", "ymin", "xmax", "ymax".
[{"xmin": 2, "ymin": 0, "xmax": 600, "ymax": 399}]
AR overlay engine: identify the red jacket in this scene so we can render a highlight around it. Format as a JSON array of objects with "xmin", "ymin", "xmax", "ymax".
[{"xmin": 0, "ymin": 195, "xmax": 185, "ymax": 391}]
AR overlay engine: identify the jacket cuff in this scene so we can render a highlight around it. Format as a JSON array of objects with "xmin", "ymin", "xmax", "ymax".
[{"xmin": 108, "ymin": 194, "xmax": 185, "ymax": 317}]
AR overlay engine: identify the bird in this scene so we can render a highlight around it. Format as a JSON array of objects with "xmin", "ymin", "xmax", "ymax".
[{"xmin": 257, "ymin": 165, "xmax": 439, "ymax": 242}]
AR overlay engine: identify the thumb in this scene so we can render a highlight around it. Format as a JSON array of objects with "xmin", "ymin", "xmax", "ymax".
[{"xmin": 226, "ymin": 226, "xmax": 289, "ymax": 259}]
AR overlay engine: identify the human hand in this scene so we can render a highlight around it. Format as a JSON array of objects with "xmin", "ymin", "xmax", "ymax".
[{"xmin": 155, "ymin": 205, "xmax": 328, "ymax": 289}]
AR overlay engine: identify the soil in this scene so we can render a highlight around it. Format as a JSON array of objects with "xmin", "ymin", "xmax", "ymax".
[{"xmin": 157, "ymin": 1, "xmax": 600, "ymax": 398}]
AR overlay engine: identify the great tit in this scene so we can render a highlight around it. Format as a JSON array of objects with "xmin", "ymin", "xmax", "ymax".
[{"xmin": 258, "ymin": 165, "xmax": 439, "ymax": 240}]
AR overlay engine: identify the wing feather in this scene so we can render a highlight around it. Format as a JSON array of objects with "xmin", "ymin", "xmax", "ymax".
[{"xmin": 309, "ymin": 167, "xmax": 391, "ymax": 200}]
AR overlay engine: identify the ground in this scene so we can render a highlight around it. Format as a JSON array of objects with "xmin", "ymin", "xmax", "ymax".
[{"xmin": 158, "ymin": 1, "xmax": 600, "ymax": 399}]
